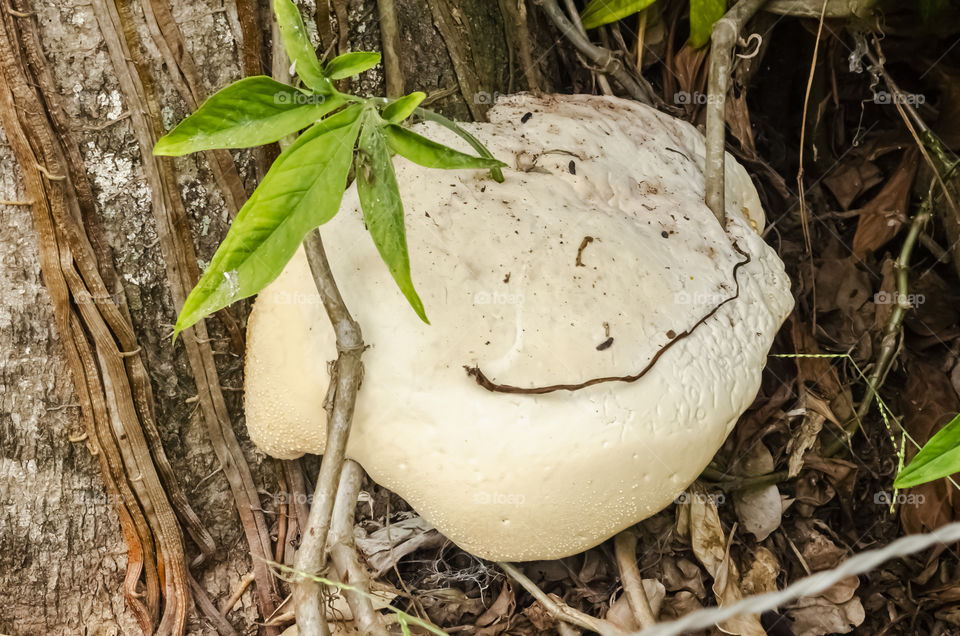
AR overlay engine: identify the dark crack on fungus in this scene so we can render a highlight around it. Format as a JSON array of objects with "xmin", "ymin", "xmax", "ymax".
[{"xmin": 464, "ymin": 242, "xmax": 752, "ymax": 394}]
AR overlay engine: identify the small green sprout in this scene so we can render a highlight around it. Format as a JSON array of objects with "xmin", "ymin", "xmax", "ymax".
[{"xmin": 155, "ymin": 0, "xmax": 506, "ymax": 339}]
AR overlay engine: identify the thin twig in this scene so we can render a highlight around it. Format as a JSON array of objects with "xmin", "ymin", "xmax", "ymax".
[
  {"xmin": 561, "ymin": 0, "xmax": 613, "ymax": 95},
  {"xmin": 377, "ymin": 0, "xmax": 403, "ymax": 98},
  {"xmin": 614, "ymin": 530, "xmax": 657, "ymax": 629},
  {"xmin": 795, "ymin": 0, "xmax": 829, "ymax": 338},
  {"xmin": 796, "ymin": 0, "xmax": 828, "ymax": 258},
  {"xmin": 704, "ymin": 0, "xmax": 768, "ymax": 224},
  {"xmin": 635, "ymin": 9, "xmax": 647, "ymax": 72},
  {"xmin": 499, "ymin": 562, "xmax": 625, "ymax": 635},
  {"xmin": 292, "ymin": 230, "xmax": 365, "ymax": 635},
  {"xmin": 533, "ymin": 0, "xmax": 653, "ymax": 104},
  {"xmin": 219, "ymin": 572, "xmax": 256, "ymax": 617}
]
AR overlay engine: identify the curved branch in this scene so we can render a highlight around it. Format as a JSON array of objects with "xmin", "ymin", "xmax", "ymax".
[
  {"xmin": 533, "ymin": 0, "xmax": 653, "ymax": 105},
  {"xmin": 704, "ymin": 0, "xmax": 768, "ymax": 224}
]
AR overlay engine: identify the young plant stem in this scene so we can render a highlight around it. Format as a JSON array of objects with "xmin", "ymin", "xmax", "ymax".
[
  {"xmin": 532, "ymin": 0, "xmax": 653, "ymax": 104},
  {"xmin": 704, "ymin": 0, "xmax": 768, "ymax": 224},
  {"xmin": 822, "ymin": 190, "xmax": 933, "ymax": 457},
  {"xmin": 292, "ymin": 230, "xmax": 365, "ymax": 635},
  {"xmin": 613, "ymin": 530, "xmax": 658, "ymax": 628}
]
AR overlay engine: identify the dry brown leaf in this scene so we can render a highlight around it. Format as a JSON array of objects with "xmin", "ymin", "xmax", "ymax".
[
  {"xmin": 733, "ymin": 442, "xmax": 783, "ymax": 540},
  {"xmin": 523, "ymin": 597, "xmax": 557, "ymax": 632},
  {"xmin": 904, "ymin": 270, "xmax": 959, "ymax": 337},
  {"xmin": 726, "ymin": 89, "xmax": 757, "ymax": 158},
  {"xmin": 795, "ymin": 470, "xmax": 837, "ymax": 515},
  {"xmin": 661, "ymin": 557, "xmax": 708, "ymax": 599},
  {"xmin": 953, "ymin": 359, "xmax": 960, "ymax": 400},
  {"xmin": 606, "ymin": 594, "xmax": 639, "ymax": 632},
  {"xmin": 733, "ymin": 380, "xmax": 794, "ymax": 451},
  {"xmin": 898, "ymin": 357, "xmax": 960, "ymax": 534},
  {"xmin": 803, "ymin": 456, "xmax": 858, "ymax": 503},
  {"xmin": 927, "ymin": 62, "xmax": 960, "ymax": 148},
  {"xmin": 823, "ymin": 153, "xmax": 884, "ymax": 210},
  {"xmin": 713, "ymin": 534, "xmax": 765, "ymax": 636},
  {"xmin": 741, "ymin": 546, "xmax": 780, "ymax": 596},
  {"xmin": 789, "ymin": 319, "xmax": 856, "ymax": 423},
  {"xmin": 678, "ymin": 488, "xmax": 763, "ymax": 635},
  {"xmin": 607, "ymin": 578, "xmax": 666, "ymax": 631},
  {"xmin": 666, "ymin": 44, "xmax": 708, "ymax": 121},
  {"xmin": 474, "ymin": 580, "xmax": 516, "ymax": 635},
  {"xmin": 787, "ymin": 596, "xmax": 865, "ymax": 636},
  {"xmin": 819, "ymin": 576, "xmax": 859, "ymax": 604},
  {"xmin": 787, "ymin": 411, "xmax": 824, "ymax": 478},
  {"xmin": 355, "ymin": 517, "xmax": 444, "ymax": 576},
  {"xmin": 421, "ymin": 587, "xmax": 486, "ymax": 626},
  {"xmin": 813, "ymin": 255, "xmax": 872, "ymax": 315},
  {"xmin": 794, "ymin": 519, "xmax": 846, "ymax": 571},
  {"xmin": 643, "ymin": 578, "xmax": 667, "ymax": 617},
  {"xmin": 659, "ymin": 590, "xmax": 703, "ymax": 622},
  {"xmin": 851, "ymin": 147, "xmax": 919, "ymax": 257},
  {"xmin": 676, "ymin": 482, "xmax": 726, "ymax": 577}
]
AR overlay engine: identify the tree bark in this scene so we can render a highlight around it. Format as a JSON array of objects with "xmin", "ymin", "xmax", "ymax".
[{"xmin": 0, "ymin": 0, "xmax": 561, "ymax": 633}]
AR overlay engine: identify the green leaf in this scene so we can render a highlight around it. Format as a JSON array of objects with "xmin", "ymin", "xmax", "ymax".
[
  {"xmin": 580, "ymin": 0, "xmax": 656, "ymax": 30},
  {"xmin": 173, "ymin": 106, "xmax": 363, "ymax": 338},
  {"xmin": 382, "ymin": 92, "xmax": 425, "ymax": 123},
  {"xmin": 154, "ymin": 76, "xmax": 342, "ymax": 156},
  {"xmin": 325, "ymin": 51, "xmax": 382, "ymax": 80},
  {"xmin": 356, "ymin": 113, "xmax": 428, "ymax": 323},
  {"xmin": 384, "ymin": 125, "xmax": 506, "ymax": 171},
  {"xmin": 688, "ymin": 0, "xmax": 726, "ymax": 48},
  {"xmin": 413, "ymin": 107, "xmax": 505, "ymax": 183},
  {"xmin": 274, "ymin": 0, "xmax": 330, "ymax": 92},
  {"xmin": 894, "ymin": 413, "xmax": 960, "ymax": 489}
]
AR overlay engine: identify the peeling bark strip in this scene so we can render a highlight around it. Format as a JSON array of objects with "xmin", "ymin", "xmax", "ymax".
[
  {"xmin": 91, "ymin": 0, "xmax": 282, "ymax": 629},
  {"xmin": 466, "ymin": 243, "xmax": 752, "ymax": 394},
  {"xmin": 138, "ymin": 0, "xmax": 249, "ymax": 217},
  {"xmin": 13, "ymin": 0, "xmax": 218, "ymax": 575},
  {"xmin": 0, "ymin": 6, "xmax": 193, "ymax": 634}
]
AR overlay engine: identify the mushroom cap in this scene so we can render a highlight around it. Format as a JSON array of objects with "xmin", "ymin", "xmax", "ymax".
[{"xmin": 244, "ymin": 94, "xmax": 793, "ymax": 561}]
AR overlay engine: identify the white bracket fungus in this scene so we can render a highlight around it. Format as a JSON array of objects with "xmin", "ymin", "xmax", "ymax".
[{"xmin": 244, "ymin": 94, "xmax": 794, "ymax": 561}]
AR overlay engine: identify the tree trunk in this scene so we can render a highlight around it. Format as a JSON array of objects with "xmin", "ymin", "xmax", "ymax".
[{"xmin": 0, "ymin": 0, "xmax": 560, "ymax": 633}]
